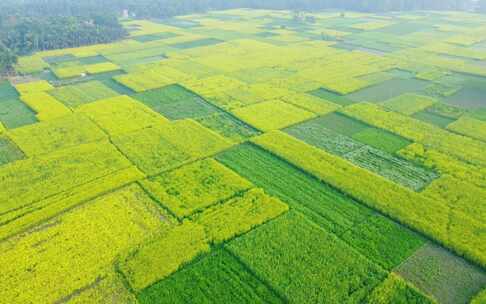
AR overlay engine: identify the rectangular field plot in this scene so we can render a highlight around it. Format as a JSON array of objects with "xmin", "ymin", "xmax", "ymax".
[
  {"xmin": 100, "ymin": 77, "xmax": 135, "ymax": 95},
  {"xmin": 192, "ymin": 188, "xmax": 289, "ymax": 244},
  {"xmin": 19, "ymin": 92, "xmax": 72, "ymax": 121},
  {"xmin": 382, "ymin": 93, "xmax": 437, "ymax": 115},
  {"xmin": 0, "ymin": 184, "xmax": 166, "ymax": 304},
  {"xmin": 366, "ymin": 274, "xmax": 435, "ymax": 304},
  {"xmin": 48, "ymin": 81, "xmax": 119, "ymax": 108},
  {"xmin": 137, "ymin": 249, "xmax": 284, "ymax": 304},
  {"xmin": 114, "ymin": 69, "xmax": 180, "ymax": 93},
  {"xmin": 112, "ymin": 119, "xmax": 231, "ymax": 175},
  {"xmin": 249, "ymin": 131, "xmax": 460, "ymax": 263},
  {"xmin": 170, "ymin": 38, "xmax": 224, "ymax": 49},
  {"xmin": 77, "ymin": 95, "xmax": 169, "ymax": 136},
  {"xmin": 340, "ymin": 214, "xmax": 425, "ymax": 270},
  {"xmin": 140, "ymin": 159, "xmax": 252, "ymax": 219},
  {"xmin": 447, "ymin": 116, "xmax": 486, "ymax": 142},
  {"xmin": 0, "ymin": 98, "xmax": 38, "ymax": 129},
  {"xmin": 230, "ymin": 66, "xmax": 296, "ymax": 84},
  {"xmin": 344, "ymin": 146, "xmax": 438, "ymax": 191},
  {"xmin": 85, "ymin": 62, "xmax": 121, "ymax": 75},
  {"xmin": 43, "ymin": 54, "xmax": 76, "ymax": 65},
  {"xmin": 133, "ymin": 84, "xmax": 220, "ymax": 120},
  {"xmin": 342, "ymin": 103, "xmax": 486, "ymax": 167},
  {"xmin": 227, "ymin": 212, "xmax": 387, "ymax": 303},
  {"xmin": 15, "ymin": 80, "xmax": 54, "ymax": 95},
  {"xmin": 412, "ymin": 110, "xmax": 456, "ymax": 128},
  {"xmin": 314, "ymin": 112, "xmax": 370, "ymax": 137},
  {"xmin": 443, "ymin": 75, "xmax": 486, "ymax": 109},
  {"xmin": 0, "ymin": 166, "xmax": 144, "ymax": 241},
  {"xmin": 216, "ymin": 143, "xmax": 375, "ymax": 234},
  {"xmin": 51, "ymin": 64, "xmax": 87, "ymax": 79},
  {"xmin": 0, "ymin": 135, "xmax": 24, "ymax": 166},
  {"xmin": 132, "ymin": 32, "xmax": 179, "ymax": 42},
  {"xmin": 8, "ymin": 114, "xmax": 107, "ymax": 156},
  {"xmin": 309, "ymin": 88, "xmax": 356, "ymax": 106},
  {"xmin": 119, "ymin": 222, "xmax": 208, "ymax": 292},
  {"xmin": 351, "ymin": 128, "xmax": 412, "ymax": 154},
  {"xmin": 232, "ymin": 100, "xmax": 315, "ymax": 131},
  {"xmin": 346, "ymin": 78, "xmax": 430, "ymax": 103},
  {"xmin": 0, "ymin": 80, "xmax": 19, "ymax": 100},
  {"xmin": 0, "ymin": 142, "xmax": 139, "ymax": 238},
  {"xmin": 104, "ymin": 47, "xmax": 169, "ymax": 67},
  {"xmin": 280, "ymin": 93, "xmax": 341, "ymax": 115},
  {"xmin": 285, "ymin": 117, "xmax": 437, "ymax": 190},
  {"xmin": 195, "ymin": 113, "xmax": 261, "ymax": 143},
  {"xmin": 284, "ymin": 116, "xmax": 366, "ymax": 155},
  {"xmin": 395, "ymin": 243, "xmax": 486, "ymax": 304}
]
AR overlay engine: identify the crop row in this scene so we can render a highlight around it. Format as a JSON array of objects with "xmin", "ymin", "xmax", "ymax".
[
  {"xmin": 119, "ymin": 187, "xmax": 288, "ymax": 291},
  {"xmin": 398, "ymin": 143, "xmax": 486, "ymax": 188},
  {"xmin": 341, "ymin": 103, "xmax": 486, "ymax": 166},
  {"xmin": 285, "ymin": 116, "xmax": 435, "ymax": 190},
  {"xmin": 250, "ymin": 131, "xmax": 485, "ymax": 267},
  {"xmin": 137, "ymin": 249, "xmax": 283, "ymax": 304}
]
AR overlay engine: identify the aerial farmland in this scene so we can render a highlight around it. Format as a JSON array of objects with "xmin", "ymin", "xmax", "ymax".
[{"xmin": 0, "ymin": 7, "xmax": 485, "ymax": 304}]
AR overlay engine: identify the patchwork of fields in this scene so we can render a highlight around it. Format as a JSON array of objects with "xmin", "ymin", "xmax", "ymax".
[{"xmin": 1, "ymin": 8, "xmax": 486, "ymax": 304}]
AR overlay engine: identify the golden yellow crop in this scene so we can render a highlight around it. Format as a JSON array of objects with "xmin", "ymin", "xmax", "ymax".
[
  {"xmin": 85, "ymin": 62, "xmax": 121, "ymax": 74},
  {"xmin": 232, "ymin": 100, "xmax": 315, "ymax": 131},
  {"xmin": 193, "ymin": 188, "xmax": 289, "ymax": 244},
  {"xmin": 0, "ymin": 184, "xmax": 165, "ymax": 303},
  {"xmin": 7, "ymin": 113, "xmax": 106, "ymax": 156},
  {"xmin": 52, "ymin": 64, "xmax": 87, "ymax": 79},
  {"xmin": 0, "ymin": 141, "xmax": 134, "ymax": 218},
  {"xmin": 398, "ymin": 143, "xmax": 486, "ymax": 189},
  {"xmin": 140, "ymin": 158, "xmax": 252, "ymax": 219},
  {"xmin": 77, "ymin": 95, "xmax": 169, "ymax": 136},
  {"xmin": 119, "ymin": 222, "xmax": 209, "ymax": 291},
  {"xmin": 112, "ymin": 119, "xmax": 232, "ymax": 175},
  {"xmin": 15, "ymin": 80, "xmax": 54, "ymax": 94},
  {"xmin": 19, "ymin": 92, "xmax": 72, "ymax": 121},
  {"xmin": 447, "ymin": 116, "xmax": 486, "ymax": 142},
  {"xmin": 281, "ymin": 93, "xmax": 341, "ymax": 114},
  {"xmin": 0, "ymin": 166, "xmax": 144, "ymax": 241}
]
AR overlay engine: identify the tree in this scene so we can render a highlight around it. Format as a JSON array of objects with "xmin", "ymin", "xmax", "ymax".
[{"xmin": 0, "ymin": 42, "xmax": 17, "ymax": 73}]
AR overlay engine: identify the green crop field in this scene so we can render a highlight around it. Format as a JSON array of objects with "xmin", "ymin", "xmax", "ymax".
[{"xmin": 1, "ymin": 7, "xmax": 485, "ymax": 304}]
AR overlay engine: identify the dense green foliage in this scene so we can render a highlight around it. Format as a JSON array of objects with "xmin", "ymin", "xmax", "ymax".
[
  {"xmin": 0, "ymin": 15, "xmax": 126, "ymax": 72},
  {"xmin": 137, "ymin": 249, "xmax": 283, "ymax": 304},
  {"xmin": 217, "ymin": 143, "xmax": 374, "ymax": 234},
  {"xmin": 227, "ymin": 212, "xmax": 387, "ymax": 303}
]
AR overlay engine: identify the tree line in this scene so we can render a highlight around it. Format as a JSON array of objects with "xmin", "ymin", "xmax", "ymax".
[{"xmin": 0, "ymin": 0, "xmax": 481, "ymax": 73}]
